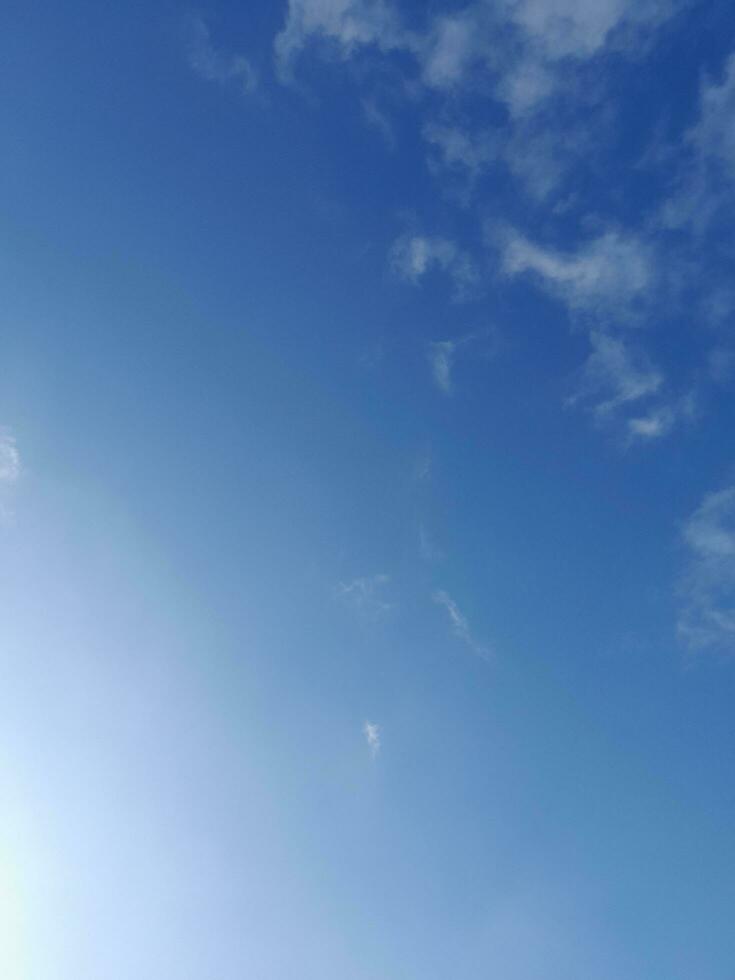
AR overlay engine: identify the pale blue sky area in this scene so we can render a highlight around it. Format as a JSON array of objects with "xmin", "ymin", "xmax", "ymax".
[{"xmin": 2, "ymin": 1, "xmax": 735, "ymax": 977}]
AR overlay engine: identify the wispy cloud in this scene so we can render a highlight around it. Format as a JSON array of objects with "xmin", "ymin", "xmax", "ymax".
[
  {"xmin": 271, "ymin": 0, "xmax": 685, "ymax": 221},
  {"xmin": 274, "ymin": 0, "xmax": 407, "ymax": 83},
  {"xmin": 390, "ymin": 233, "xmax": 479, "ymax": 301},
  {"xmin": 569, "ymin": 332, "xmax": 694, "ymax": 442},
  {"xmin": 427, "ymin": 331, "xmax": 490, "ymax": 395},
  {"xmin": 335, "ymin": 574, "xmax": 393, "ymax": 616},
  {"xmin": 498, "ymin": 227, "xmax": 654, "ymax": 319},
  {"xmin": 186, "ymin": 15, "xmax": 257, "ymax": 94},
  {"xmin": 571, "ymin": 330, "xmax": 662, "ymax": 418},
  {"xmin": 275, "ymin": 0, "xmax": 681, "ymax": 110},
  {"xmin": 627, "ymin": 405, "xmax": 676, "ymax": 440},
  {"xmin": 662, "ymin": 51, "xmax": 735, "ymax": 232},
  {"xmin": 433, "ymin": 589, "xmax": 492, "ymax": 661},
  {"xmin": 496, "ymin": 227, "xmax": 684, "ymax": 441},
  {"xmin": 566, "ymin": 330, "xmax": 696, "ymax": 446},
  {"xmin": 678, "ymin": 483, "xmax": 735, "ymax": 653},
  {"xmin": 424, "ymin": 120, "xmax": 577, "ymax": 201},
  {"xmin": 0, "ymin": 430, "xmax": 20, "ymax": 484},
  {"xmin": 0, "ymin": 428, "xmax": 21, "ymax": 523},
  {"xmin": 361, "ymin": 96, "xmax": 395, "ymax": 147},
  {"xmin": 423, "ymin": 122, "xmax": 496, "ymax": 184},
  {"xmin": 363, "ymin": 720, "xmax": 381, "ymax": 757},
  {"xmin": 268, "ymin": 0, "xmax": 726, "ymax": 451},
  {"xmin": 428, "ymin": 340, "xmax": 456, "ymax": 394}
]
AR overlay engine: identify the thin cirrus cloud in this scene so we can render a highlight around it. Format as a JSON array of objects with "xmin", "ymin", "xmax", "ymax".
[
  {"xmin": 495, "ymin": 233, "xmax": 692, "ymax": 440},
  {"xmin": 186, "ymin": 15, "xmax": 257, "ymax": 94},
  {"xmin": 274, "ymin": 0, "xmax": 407, "ymax": 83},
  {"xmin": 363, "ymin": 720, "xmax": 381, "ymax": 756},
  {"xmin": 570, "ymin": 331, "xmax": 696, "ymax": 443},
  {"xmin": 335, "ymin": 574, "xmax": 393, "ymax": 616},
  {"xmin": 0, "ymin": 429, "xmax": 21, "ymax": 522},
  {"xmin": 390, "ymin": 233, "xmax": 479, "ymax": 301},
  {"xmin": 428, "ymin": 340, "xmax": 456, "ymax": 394},
  {"xmin": 662, "ymin": 52, "xmax": 735, "ymax": 233},
  {"xmin": 568, "ymin": 330, "xmax": 670, "ymax": 439},
  {"xmin": 627, "ymin": 405, "xmax": 677, "ymax": 441},
  {"xmin": 199, "ymin": 1, "xmax": 735, "ymax": 653},
  {"xmin": 0, "ymin": 430, "xmax": 20, "ymax": 485},
  {"xmin": 427, "ymin": 332, "xmax": 488, "ymax": 395},
  {"xmin": 433, "ymin": 589, "xmax": 492, "ymax": 662},
  {"xmin": 497, "ymin": 228, "xmax": 654, "ymax": 318},
  {"xmin": 424, "ymin": 121, "xmax": 574, "ymax": 202},
  {"xmin": 269, "ymin": 0, "xmax": 733, "ymax": 451},
  {"xmin": 678, "ymin": 483, "xmax": 735, "ymax": 653},
  {"xmin": 274, "ymin": 0, "xmax": 681, "ymax": 109},
  {"xmin": 575, "ymin": 332, "xmax": 663, "ymax": 416}
]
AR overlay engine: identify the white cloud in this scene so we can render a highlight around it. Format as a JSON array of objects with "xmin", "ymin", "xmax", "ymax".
[
  {"xmin": 428, "ymin": 340, "xmax": 456, "ymax": 394},
  {"xmin": 0, "ymin": 429, "xmax": 21, "ymax": 524},
  {"xmin": 269, "ymin": 1, "xmax": 705, "ymax": 447},
  {"xmin": 273, "ymin": 0, "xmax": 680, "ymax": 110},
  {"xmin": 433, "ymin": 589, "xmax": 492, "ymax": 661},
  {"xmin": 363, "ymin": 720, "xmax": 381, "ymax": 756},
  {"xmin": 274, "ymin": 0, "xmax": 407, "ymax": 81},
  {"xmin": 335, "ymin": 574, "xmax": 393, "ymax": 616},
  {"xmin": 186, "ymin": 15, "xmax": 257, "ymax": 94},
  {"xmin": 662, "ymin": 51, "xmax": 735, "ymax": 231},
  {"xmin": 390, "ymin": 234, "xmax": 479, "ymax": 300},
  {"xmin": 361, "ymin": 97, "xmax": 395, "ymax": 147},
  {"xmin": 418, "ymin": 0, "xmax": 681, "ymax": 112},
  {"xmin": 427, "ymin": 331, "xmax": 489, "ymax": 394},
  {"xmin": 574, "ymin": 331, "xmax": 662, "ymax": 417},
  {"xmin": 419, "ymin": 9, "xmax": 488, "ymax": 91},
  {"xmin": 510, "ymin": 0, "xmax": 672, "ymax": 61},
  {"xmin": 272, "ymin": 0, "xmax": 683, "ymax": 218},
  {"xmin": 0, "ymin": 431, "xmax": 20, "ymax": 484},
  {"xmin": 689, "ymin": 53, "xmax": 735, "ymax": 168},
  {"xmin": 423, "ymin": 122, "xmax": 496, "ymax": 181},
  {"xmin": 495, "ymin": 55, "xmax": 557, "ymax": 117},
  {"xmin": 678, "ymin": 484, "xmax": 735, "ymax": 652},
  {"xmin": 391, "ymin": 234, "xmax": 455, "ymax": 281},
  {"xmin": 569, "ymin": 333, "xmax": 695, "ymax": 441},
  {"xmin": 496, "ymin": 232, "xmax": 687, "ymax": 441},
  {"xmin": 498, "ymin": 228, "xmax": 653, "ymax": 317},
  {"xmin": 627, "ymin": 405, "xmax": 675, "ymax": 439},
  {"xmin": 425, "ymin": 119, "xmax": 588, "ymax": 201}
]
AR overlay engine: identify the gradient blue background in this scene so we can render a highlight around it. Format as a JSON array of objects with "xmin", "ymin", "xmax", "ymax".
[{"xmin": 1, "ymin": 1, "xmax": 735, "ymax": 977}]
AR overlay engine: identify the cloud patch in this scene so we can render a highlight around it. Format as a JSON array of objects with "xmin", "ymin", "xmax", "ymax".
[
  {"xmin": 186, "ymin": 15, "xmax": 257, "ymax": 94},
  {"xmin": 427, "ymin": 331, "xmax": 492, "ymax": 395},
  {"xmin": 0, "ymin": 429, "xmax": 21, "ymax": 523},
  {"xmin": 678, "ymin": 484, "xmax": 735, "ymax": 653},
  {"xmin": 0, "ymin": 430, "xmax": 20, "ymax": 484},
  {"xmin": 275, "ymin": 0, "xmax": 406, "ymax": 82},
  {"xmin": 335, "ymin": 574, "xmax": 393, "ymax": 616},
  {"xmin": 363, "ymin": 720, "xmax": 381, "ymax": 756},
  {"xmin": 433, "ymin": 589, "xmax": 492, "ymax": 661},
  {"xmin": 391, "ymin": 233, "xmax": 479, "ymax": 301},
  {"xmin": 662, "ymin": 51, "xmax": 735, "ymax": 232},
  {"xmin": 428, "ymin": 340, "xmax": 456, "ymax": 394},
  {"xmin": 572, "ymin": 330, "xmax": 662, "ymax": 416},
  {"xmin": 498, "ymin": 227, "xmax": 654, "ymax": 319}
]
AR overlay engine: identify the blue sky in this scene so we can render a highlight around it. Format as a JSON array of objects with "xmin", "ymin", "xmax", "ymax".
[{"xmin": 2, "ymin": 0, "xmax": 735, "ymax": 976}]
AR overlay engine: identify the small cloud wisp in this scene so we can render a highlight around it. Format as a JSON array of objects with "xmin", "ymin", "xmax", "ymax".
[{"xmin": 433, "ymin": 589, "xmax": 492, "ymax": 662}]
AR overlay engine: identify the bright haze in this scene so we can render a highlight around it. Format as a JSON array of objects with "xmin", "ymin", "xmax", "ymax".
[{"xmin": 2, "ymin": 1, "xmax": 735, "ymax": 977}]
